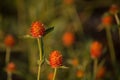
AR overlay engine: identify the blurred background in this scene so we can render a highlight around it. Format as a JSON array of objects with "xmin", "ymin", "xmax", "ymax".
[{"xmin": 0, "ymin": 0, "xmax": 120, "ymax": 80}]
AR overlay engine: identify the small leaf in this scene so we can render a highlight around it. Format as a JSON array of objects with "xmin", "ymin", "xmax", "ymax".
[
  {"xmin": 37, "ymin": 59, "xmax": 44, "ymax": 65},
  {"xmin": 20, "ymin": 35, "xmax": 33, "ymax": 39},
  {"xmin": 45, "ymin": 58, "xmax": 50, "ymax": 65},
  {"xmin": 44, "ymin": 27, "xmax": 54, "ymax": 36},
  {"xmin": 59, "ymin": 66, "xmax": 69, "ymax": 69}
]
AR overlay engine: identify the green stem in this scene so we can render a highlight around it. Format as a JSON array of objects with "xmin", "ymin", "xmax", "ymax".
[
  {"xmin": 7, "ymin": 72, "xmax": 12, "ymax": 80},
  {"xmin": 53, "ymin": 68, "xmax": 57, "ymax": 80},
  {"xmin": 37, "ymin": 38, "xmax": 43, "ymax": 80},
  {"xmin": 93, "ymin": 59, "xmax": 98, "ymax": 80},
  {"xmin": 114, "ymin": 13, "xmax": 120, "ymax": 41},
  {"xmin": 5, "ymin": 47, "xmax": 11, "ymax": 65},
  {"xmin": 105, "ymin": 27, "xmax": 116, "ymax": 64}
]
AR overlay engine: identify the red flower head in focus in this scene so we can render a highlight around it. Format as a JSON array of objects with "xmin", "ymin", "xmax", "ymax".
[
  {"xmin": 30, "ymin": 21, "xmax": 45, "ymax": 38},
  {"xmin": 49, "ymin": 50, "xmax": 62, "ymax": 68}
]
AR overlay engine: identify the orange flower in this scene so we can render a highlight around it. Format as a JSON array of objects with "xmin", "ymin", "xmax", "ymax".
[
  {"xmin": 49, "ymin": 50, "xmax": 62, "ymax": 68},
  {"xmin": 90, "ymin": 41, "xmax": 103, "ymax": 59},
  {"xmin": 4, "ymin": 35, "xmax": 15, "ymax": 47},
  {"xmin": 62, "ymin": 32, "xmax": 75, "ymax": 47},
  {"xmin": 109, "ymin": 4, "xmax": 119, "ymax": 14},
  {"xmin": 48, "ymin": 72, "xmax": 54, "ymax": 80},
  {"xmin": 76, "ymin": 70, "xmax": 84, "ymax": 78},
  {"xmin": 63, "ymin": 0, "xmax": 74, "ymax": 5},
  {"xmin": 30, "ymin": 21, "xmax": 45, "ymax": 38},
  {"xmin": 71, "ymin": 58, "xmax": 79, "ymax": 67},
  {"xmin": 102, "ymin": 15, "xmax": 112, "ymax": 26},
  {"xmin": 6, "ymin": 62, "xmax": 16, "ymax": 72},
  {"xmin": 96, "ymin": 67, "xmax": 106, "ymax": 79}
]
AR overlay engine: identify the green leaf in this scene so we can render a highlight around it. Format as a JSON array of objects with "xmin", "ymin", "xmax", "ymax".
[
  {"xmin": 59, "ymin": 66, "xmax": 69, "ymax": 69},
  {"xmin": 44, "ymin": 27, "xmax": 54, "ymax": 36},
  {"xmin": 20, "ymin": 35, "xmax": 34, "ymax": 39}
]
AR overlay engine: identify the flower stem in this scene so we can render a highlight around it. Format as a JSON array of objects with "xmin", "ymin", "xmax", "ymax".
[
  {"xmin": 53, "ymin": 68, "xmax": 57, "ymax": 80},
  {"xmin": 105, "ymin": 27, "xmax": 116, "ymax": 64},
  {"xmin": 114, "ymin": 13, "xmax": 120, "ymax": 41},
  {"xmin": 7, "ymin": 72, "xmax": 12, "ymax": 80},
  {"xmin": 37, "ymin": 38, "xmax": 43, "ymax": 80},
  {"xmin": 93, "ymin": 58, "xmax": 98, "ymax": 80},
  {"xmin": 5, "ymin": 47, "xmax": 11, "ymax": 65}
]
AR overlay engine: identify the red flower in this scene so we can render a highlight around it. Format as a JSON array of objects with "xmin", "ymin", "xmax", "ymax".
[
  {"xmin": 102, "ymin": 15, "xmax": 112, "ymax": 26},
  {"xmin": 49, "ymin": 50, "xmax": 62, "ymax": 68},
  {"xmin": 6, "ymin": 62, "xmax": 16, "ymax": 72},
  {"xmin": 90, "ymin": 41, "xmax": 103, "ymax": 59},
  {"xmin": 96, "ymin": 67, "xmax": 106, "ymax": 79},
  {"xmin": 4, "ymin": 35, "xmax": 15, "ymax": 47},
  {"xmin": 109, "ymin": 4, "xmax": 119, "ymax": 14},
  {"xmin": 71, "ymin": 58, "xmax": 79, "ymax": 67},
  {"xmin": 76, "ymin": 70, "xmax": 84, "ymax": 78},
  {"xmin": 63, "ymin": 0, "xmax": 74, "ymax": 5},
  {"xmin": 30, "ymin": 21, "xmax": 45, "ymax": 38},
  {"xmin": 62, "ymin": 32, "xmax": 75, "ymax": 47},
  {"xmin": 48, "ymin": 72, "xmax": 54, "ymax": 80}
]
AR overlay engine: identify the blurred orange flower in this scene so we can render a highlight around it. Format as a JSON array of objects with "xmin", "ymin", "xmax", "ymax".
[
  {"xmin": 62, "ymin": 32, "xmax": 75, "ymax": 47},
  {"xmin": 30, "ymin": 21, "xmax": 45, "ymax": 38},
  {"xmin": 96, "ymin": 67, "xmax": 106, "ymax": 79},
  {"xmin": 76, "ymin": 70, "xmax": 84, "ymax": 78},
  {"xmin": 49, "ymin": 50, "xmax": 62, "ymax": 68},
  {"xmin": 6, "ymin": 62, "xmax": 16, "ymax": 72},
  {"xmin": 71, "ymin": 58, "xmax": 79, "ymax": 67},
  {"xmin": 63, "ymin": 0, "xmax": 74, "ymax": 5},
  {"xmin": 109, "ymin": 4, "xmax": 119, "ymax": 14},
  {"xmin": 48, "ymin": 72, "xmax": 54, "ymax": 80},
  {"xmin": 90, "ymin": 41, "xmax": 103, "ymax": 59},
  {"xmin": 4, "ymin": 35, "xmax": 15, "ymax": 47},
  {"xmin": 102, "ymin": 15, "xmax": 112, "ymax": 26}
]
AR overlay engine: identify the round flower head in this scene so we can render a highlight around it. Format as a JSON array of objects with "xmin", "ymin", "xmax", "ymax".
[
  {"xmin": 102, "ymin": 14, "xmax": 112, "ymax": 26},
  {"xmin": 109, "ymin": 4, "xmax": 119, "ymax": 14},
  {"xmin": 4, "ymin": 35, "xmax": 15, "ymax": 47},
  {"xmin": 6, "ymin": 62, "xmax": 16, "ymax": 72},
  {"xmin": 63, "ymin": 0, "xmax": 74, "ymax": 5},
  {"xmin": 30, "ymin": 21, "xmax": 45, "ymax": 38},
  {"xmin": 76, "ymin": 70, "xmax": 84, "ymax": 78},
  {"xmin": 62, "ymin": 32, "xmax": 75, "ymax": 47},
  {"xmin": 71, "ymin": 58, "xmax": 79, "ymax": 67},
  {"xmin": 48, "ymin": 72, "xmax": 54, "ymax": 80},
  {"xmin": 49, "ymin": 50, "xmax": 62, "ymax": 68},
  {"xmin": 90, "ymin": 41, "xmax": 103, "ymax": 59},
  {"xmin": 96, "ymin": 67, "xmax": 106, "ymax": 79}
]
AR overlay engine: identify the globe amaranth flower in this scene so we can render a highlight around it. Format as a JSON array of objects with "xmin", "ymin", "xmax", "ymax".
[
  {"xmin": 48, "ymin": 72, "xmax": 54, "ymax": 80},
  {"xmin": 62, "ymin": 32, "xmax": 75, "ymax": 47},
  {"xmin": 90, "ymin": 41, "xmax": 103, "ymax": 59},
  {"xmin": 49, "ymin": 50, "xmax": 62, "ymax": 68},
  {"xmin": 6, "ymin": 62, "xmax": 16, "ymax": 72},
  {"xmin": 30, "ymin": 21, "xmax": 45, "ymax": 38},
  {"xmin": 109, "ymin": 4, "xmax": 119, "ymax": 14},
  {"xmin": 4, "ymin": 35, "xmax": 15, "ymax": 47},
  {"xmin": 102, "ymin": 15, "xmax": 112, "ymax": 26}
]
